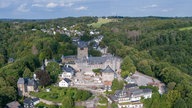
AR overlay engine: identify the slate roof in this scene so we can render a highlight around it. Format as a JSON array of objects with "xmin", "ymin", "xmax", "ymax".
[
  {"xmin": 88, "ymin": 57, "xmax": 107, "ymax": 64},
  {"xmin": 64, "ymin": 78, "xmax": 71, "ymax": 83},
  {"xmin": 32, "ymin": 98, "xmax": 40, "ymax": 102},
  {"xmin": 24, "ymin": 98, "xmax": 33, "ymax": 104},
  {"xmin": 62, "ymin": 65, "xmax": 75, "ymax": 74},
  {"xmin": 130, "ymin": 89, "xmax": 143, "ymax": 96},
  {"xmin": 27, "ymin": 79, "xmax": 35, "ymax": 86},
  {"xmin": 102, "ymin": 65, "xmax": 114, "ymax": 73},
  {"xmin": 17, "ymin": 78, "xmax": 25, "ymax": 84},
  {"xmin": 17, "ymin": 78, "xmax": 36, "ymax": 86},
  {"xmin": 78, "ymin": 41, "xmax": 88, "ymax": 48},
  {"xmin": 114, "ymin": 89, "xmax": 131, "ymax": 98},
  {"xmin": 61, "ymin": 55, "xmax": 77, "ymax": 59},
  {"xmin": 125, "ymin": 84, "xmax": 138, "ymax": 89},
  {"xmin": 6, "ymin": 101, "xmax": 21, "ymax": 108},
  {"xmin": 143, "ymin": 88, "xmax": 152, "ymax": 94}
]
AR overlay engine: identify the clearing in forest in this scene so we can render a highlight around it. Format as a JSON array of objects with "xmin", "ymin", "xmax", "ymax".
[
  {"xmin": 179, "ymin": 26, "xmax": 192, "ymax": 31},
  {"xmin": 88, "ymin": 18, "xmax": 116, "ymax": 28}
]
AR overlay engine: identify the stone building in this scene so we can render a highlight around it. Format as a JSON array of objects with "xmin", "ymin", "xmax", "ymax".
[
  {"xmin": 101, "ymin": 65, "xmax": 115, "ymax": 91},
  {"xmin": 77, "ymin": 41, "xmax": 88, "ymax": 60},
  {"xmin": 17, "ymin": 78, "xmax": 38, "ymax": 96},
  {"xmin": 61, "ymin": 55, "xmax": 76, "ymax": 64},
  {"xmin": 108, "ymin": 84, "xmax": 152, "ymax": 108}
]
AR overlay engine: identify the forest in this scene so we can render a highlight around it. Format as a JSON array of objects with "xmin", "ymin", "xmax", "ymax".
[
  {"xmin": 0, "ymin": 16, "xmax": 192, "ymax": 107},
  {"xmin": 100, "ymin": 17, "xmax": 192, "ymax": 108}
]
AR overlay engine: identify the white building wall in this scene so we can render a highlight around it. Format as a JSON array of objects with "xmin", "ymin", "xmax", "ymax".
[
  {"xmin": 59, "ymin": 81, "xmax": 69, "ymax": 87},
  {"xmin": 143, "ymin": 93, "xmax": 152, "ymax": 99},
  {"xmin": 60, "ymin": 72, "xmax": 73, "ymax": 79}
]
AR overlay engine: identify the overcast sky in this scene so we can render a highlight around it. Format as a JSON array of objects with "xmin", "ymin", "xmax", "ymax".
[{"xmin": 0, "ymin": 0, "xmax": 191, "ymax": 19}]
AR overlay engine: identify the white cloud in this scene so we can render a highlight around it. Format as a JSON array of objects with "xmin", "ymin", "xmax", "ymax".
[
  {"xmin": 75, "ymin": 6, "xmax": 87, "ymax": 11},
  {"xmin": 32, "ymin": 4, "xmax": 44, "ymax": 7},
  {"xmin": 46, "ymin": 2, "xmax": 58, "ymax": 8},
  {"xmin": 60, "ymin": 3, "xmax": 74, "ymax": 7},
  {"xmin": 17, "ymin": 3, "xmax": 30, "ymax": 12},
  {"xmin": 161, "ymin": 8, "xmax": 173, "ymax": 12},
  {"xmin": 143, "ymin": 4, "xmax": 158, "ymax": 9}
]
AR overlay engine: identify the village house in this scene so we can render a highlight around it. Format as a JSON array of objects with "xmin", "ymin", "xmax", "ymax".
[
  {"xmin": 108, "ymin": 84, "xmax": 152, "ymax": 108},
  {"xmin": 59, "ymin": 65, "xmax": 75, "ymax": 79},
  {"xmin": 17, "ymin": 78, "xmax": 38, "ymax": 96},
  {"xmin": 23, "ymin": 98, "xmax": 39, "ymax": 108},
  {"xmin": 59, "ymin": 78, "xmax": 71, "ymax": 87},
  {"xmin": 117, "ymin": 102, "xmax": 143, "ymax": 108}
]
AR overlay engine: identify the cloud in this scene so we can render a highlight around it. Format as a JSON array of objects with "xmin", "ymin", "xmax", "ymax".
[
  {"xmin": 60, "ymin": 3, "xmax": 74, "ymax": 7},
  {"xmin": 46, "ymin": 2, "xmax": 58, "ymax": 8},
  {"xmin": 143, "ymin": 4, "xmax": 158, "ymax": 9},
  {"xmin": 32, "ymin": 4, "xmax": 44, "ymax": 7},
  {"xmin": 17, "ymin": 3, "xmax": 30, "ymax": 12},
  {"xmin": 161, "ymin": 8, "xmax": 173, "ymax": 12},
  {"xmin": 75, "ymin": 6, "xmax": 87, "ymax": 11}
]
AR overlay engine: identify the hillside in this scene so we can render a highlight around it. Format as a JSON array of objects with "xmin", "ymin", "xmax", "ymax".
[
  {"xmin": 100, "ymin": 17, "xmax": 192, "ymax": 108},
  {"xmin": 0, "ymin": 17, "xmax": 192, "ymax": 107}
]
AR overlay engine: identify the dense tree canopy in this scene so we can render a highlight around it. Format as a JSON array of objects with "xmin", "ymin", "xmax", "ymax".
[{"xmin": 1, "ymin": 17, "xmax": 192, "ymax": 107}]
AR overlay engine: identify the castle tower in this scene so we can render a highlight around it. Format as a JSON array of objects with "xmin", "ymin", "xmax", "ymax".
[
  {"xmin": 17, "ymin": 78, "xmax": 26, "ymax": 96},
  {"xmin": 77, "ymin": 41, "xmax": 88, "ymax": 60}
]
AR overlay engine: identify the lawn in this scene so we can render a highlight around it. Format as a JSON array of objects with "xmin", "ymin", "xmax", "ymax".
[
  {"xmin": 179, "ymin": 26, "xmax": 192, "ymax": 31},
  {"xmin": 35, "ymin": 102, "xmax": 59, "ymax": 108},
  {"xmin": 88, "ymin": 18, "xmax": 116, "ymax": 28},
  {"xmin": 96, "ymin": 95, "xmax": 108, "ymax": 108},
  {"xmin": 31, "ymin": 86, "xmax": 92, "ymax": 103}
]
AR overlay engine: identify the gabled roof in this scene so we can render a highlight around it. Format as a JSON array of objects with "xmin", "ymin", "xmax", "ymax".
[
  {"xmin": 32, "ymin": 98, "xmax": 40, "ymax": 102},
  {"xmin": 78, "ymin": 41, "xmax": 88, "ymax": 48},
  {"xmin": 88, "ymin": 57, "xmax": 107, "ymax": 64},
  {"xmin": 61, "ymin": 55, "xmax": 77, "ymax": 59},
  {"xmin": 6, "ymin": 101, "xmax": 21, "ymax": 108},
  {"xmin": 24, "ymin": 98, "xmax": 33, "ymax": 104},
  {"xmin": 62, "ymin": 65, "xmax": 75, "ymax": 74},
  {"xmin": 143, "ymin": 88, "xmax": 152, "ymax": 93},
  {"xmin": 64, "ymin": 78, "xmax": 71, "ymax": 83},
  {"xmin": 17, "ymin": 78, "xmax": 25, "ymax": 84},
  {"xmin": 17, "ymin": 78, "xmax": 36, "ymax": 86},
  {"xmin": 125, "ymin": 84, "xmax": 138, "ymax": 89},
  {"xmin": 27, "ymin": 79, "xmax": 35, "ymax": 86},
  {"xmin": 102, "ymin": 65, "xmax": 114, "ymax": 73}
]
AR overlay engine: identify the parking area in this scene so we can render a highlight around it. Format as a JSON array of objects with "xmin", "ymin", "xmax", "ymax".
[{"xmin": 132, "ymin": 71, "xmax": 166, "ymax": 94}]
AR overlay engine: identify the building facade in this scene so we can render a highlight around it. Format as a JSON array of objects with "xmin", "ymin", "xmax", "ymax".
[
  {"xmin": 77, "ymin": 41, "xmax": 88, "ymax": 59},
  {"xmin": 17, "ymin": 78, "xmax": 38, "ymax": 96},
  {"xmin": 101, "ymin": 65, "xmax": 115, "ymax": 91},
  {"xmin": 59, "ymin": 78, "xmax": 71, "ymax": 87}
]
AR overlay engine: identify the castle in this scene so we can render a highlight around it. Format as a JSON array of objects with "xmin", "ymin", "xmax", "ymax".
[
  {"xmin": 61, "ymin": 41, "xmax": 122, "ymax": 91},
  {"xmin": 61, "ymin": 41, "xmax": 121, "ymax": 73}
]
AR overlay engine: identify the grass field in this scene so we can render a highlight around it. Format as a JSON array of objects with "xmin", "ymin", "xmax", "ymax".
[
  {"xmin": 31, "ymin": 86, "xmax": 91, "ymax": 103},
  {"xmin": 179, "ymin": 26, "xmax": 192, "ymax": 31},
  {"xmin": 88, "ymin": 18, "xmax": 116, "ymax": 28}
]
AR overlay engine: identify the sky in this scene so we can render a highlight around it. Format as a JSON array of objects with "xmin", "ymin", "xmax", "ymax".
[{"xmin": 0, "ymin": 0, "xmax": 191, "ymax": 19}]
